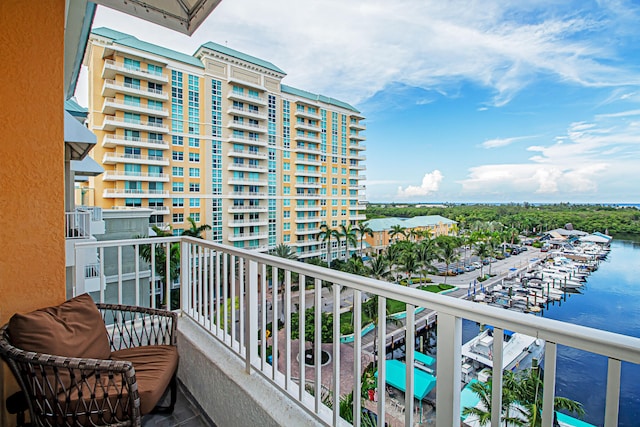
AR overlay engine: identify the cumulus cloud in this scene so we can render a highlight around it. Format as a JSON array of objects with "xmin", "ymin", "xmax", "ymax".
[
  {"xmin": 459, "ymin": 110, "xmax": 640, "ymax": 197},
  {"xmin": 397, "ymin": 170, "xmax": 443, "ymax": 197}
]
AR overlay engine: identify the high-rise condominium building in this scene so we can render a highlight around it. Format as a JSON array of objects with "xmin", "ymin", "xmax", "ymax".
[{"xmin": 85, "ymin": 28, "xmax": 366, "ymax": 262}]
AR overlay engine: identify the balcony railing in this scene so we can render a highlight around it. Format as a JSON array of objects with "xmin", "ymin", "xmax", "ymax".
[
  {"xmin": 73, "ymin": 237, "xmax": 640, "ymax": 427},
  {"xmin": 65, "ymin": 211, "xmax": 91, "ymax": 239}
]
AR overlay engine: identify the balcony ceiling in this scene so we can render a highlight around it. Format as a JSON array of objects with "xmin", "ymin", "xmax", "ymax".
[{"xmin": 94, "ymin": 0, "xmax": 223, "ymax": 35}]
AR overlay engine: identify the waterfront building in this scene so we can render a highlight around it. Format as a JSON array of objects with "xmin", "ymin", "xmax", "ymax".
[
  {"xmin": 84, "ymin": 29, "xmax": 367, "ymax": 260},
  {"xmin": 364, "ymin": 215, "xmax": 457, "ymax": 254}
]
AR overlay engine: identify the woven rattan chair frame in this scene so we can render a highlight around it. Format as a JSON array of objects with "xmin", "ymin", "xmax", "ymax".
[{"xmin": 0, "ymin": 303, "xmax": 178, "ymax": 427}]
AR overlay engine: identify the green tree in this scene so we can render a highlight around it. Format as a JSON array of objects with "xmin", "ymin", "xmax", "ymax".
[
  {"xmin": 354, "ymin": 222, "xmax": 374, "ymax": 258},
  {"xmin": 138, "ymin": 226, "xmax": 181, "ymax": 309},
  {"xmin": 181, "ymin": 216, "xmax": 212, "ymax": 238},
  {"xmin": 369, "ymin": 256, "xmax": 390, "ymax": 281},
  {"xmin": 339, "ymin": 223, "xmax": 358, "ymax": 260},
  {"xmin": 270, "ymin": 243, "xmax": 298, "ymax": 322},
  {"xmin": 474, "ymin": 241, "xmax": 492, "ymax": 278},
  {"xmin": 318, "ymin": 224, "xmax": 341, "ymax": 269},
  {"xmin": 389, "ymin": 224, "xmax": 406, "ymax": 242},
  {"xmin": 436, "ymin": 236, "xmax": 460, "ymax": 284}
]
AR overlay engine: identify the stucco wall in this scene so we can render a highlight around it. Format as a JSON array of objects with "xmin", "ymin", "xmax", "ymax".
[
  {"xmin": 0, "ymin": 1, "xmax": 66, "ymax": 425},
  {"xmin": 178, "ymin": 316, "xmax": 325, "ymax": 427}
]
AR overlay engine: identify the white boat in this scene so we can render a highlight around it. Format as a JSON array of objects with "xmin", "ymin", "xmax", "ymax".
[{"xmin": 461, "ymin": 327, "xmax": 545, "ymax": 375}]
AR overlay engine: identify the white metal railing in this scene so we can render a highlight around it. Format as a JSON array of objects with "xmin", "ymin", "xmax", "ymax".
[
  {"xmin": 103, "ymin": 79, "xmax": 167, "ymax": 98},
  {"xmin": 84, "ymin": 262, "xmax": 100, "ymax": 279},
  {"xmin": 73, "ymin": 237, "xmax": 640, "ymax": 427},
  {"xmin": 65, "ymin": 211, "xmax": 91, "ymax": 239},
  {"xmin": 76, "ymin": 206, "xmax": 103, "ymax": 221},
  {"xmin": 104, "ymin": 60, "xmax": 167, "ymax": 81}
]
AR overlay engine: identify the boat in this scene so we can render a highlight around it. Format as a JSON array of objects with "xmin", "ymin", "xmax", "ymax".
[{"xmin": 461, "ymin": 327, "xmax": 545, "ymax": 382}]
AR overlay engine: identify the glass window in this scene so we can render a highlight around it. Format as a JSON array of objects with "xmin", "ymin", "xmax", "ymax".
[
  {"xmin": 172, "ymin": 151, "xmax": 183, "ymax": 161},
  {"xmin": 172, "ymin": 167, "xmax": 183, "ymax": 177},
  {"xmin": 173, "ymin": 198, "xmax": 184, "ymax": 207},
  {"xmin": 172, "ymin": 213, "xmax": 184, "ymax": 223},
  {"xmin": 190, "ymin": 198, "xmax": 200, "ymax": 207}
]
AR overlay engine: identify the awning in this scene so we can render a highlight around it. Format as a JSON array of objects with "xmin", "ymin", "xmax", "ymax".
[
  {"xmin": 375, "ymin": 359, "xmax": 436, "ymax": 400},
  {"xmin": 65, "ymin": 111, "xmax": 97, "ymax": 160},
  {"xmin": 414, "ymin": 351, "xmax": 435, "ymax": 367},
  {"xmin": 71, "ymin": 156, "xmax": 104, "ymax": 177}
]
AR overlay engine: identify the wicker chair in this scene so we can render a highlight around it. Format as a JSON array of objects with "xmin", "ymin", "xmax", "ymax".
[{"xmin": 0, "ymin": 296, "xmax": 178, "ymax": 427}]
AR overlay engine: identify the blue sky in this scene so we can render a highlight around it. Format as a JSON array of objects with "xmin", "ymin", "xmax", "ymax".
[{"xmin": 78, "ymin": 0, "xmax": 640, "ymax": 204}]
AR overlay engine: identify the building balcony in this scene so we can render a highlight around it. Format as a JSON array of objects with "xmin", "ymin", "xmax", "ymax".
[
  {"xmin": 102, "ymin": 188, "xmax": 170, "ymax": 198},
  {"xmin": 227, "ymin": 148, "xmax": 268, "ymax": 160},
  {"xmin": 228, "ymin": 77, "xmax": 267, "ymax": 92},
  {"xmin": 352, "ymin": 174, "xmax": 366, "ymax": 180},
  {"xmin": 295, "ymin": 158, "xmax": 322, "ymax": 166},
  {"xmin": 102, "ymin": 171, "xmax": 170, "ymax": 182},
  {"xmin": 228, "ymin": 120, "xmax": 267, "ymax": 133},
  {"xmin": 294, "ymin": 133, "xmax": 321, "ymax": 144},
  {"xmin": 349, "ymin": 120, "xmax": 366, "ymax": 131},
  {"xmin": 294, "ymin": 204, "xmax": 321, "ymax": 212},
  {"xmin": 352, "ymin": 203, "xmax": 367, "ymax": 211},
  {"xmin": 227, "ymin": 163, "xmax": 268, "ymax": 173},
  {"xmin": 98, "ymin": 116, "xmax": 170, "ymax": 133},
  {"xmin": 227, "ymin": 177, "xmax": 268, "ymax": 186},
  {"xmin": 102, "ymin": 79, "xmax": 168, "ymax": 101},
  {"xmin": 226, "ymin": 134, "xmax": 268, "ymax": 147},
  {"xmin": 349, "ymin": 184, "xmax": 366, "ymax": 191},
  {"xmin": 294, "ymin": 170, "xmax": 322, "ymax": 178},
  {"xmin": 227, "ymin": 205, "xmax": 268, "ymax": 213},
  {"xmin": 102, "ymin": 152, "xmax": 169, "ymax": 166},
  {"xmin": 297, "ymin": 248, "xmax": 324, "ymax": 259},
  {"xmin": 349, "ymin": 133, "xmax": 366, "ymax": 141},
  {"xmin": 228, "ymin": 232, "xmax": 269, "ymax": 242},
  {"xmin": 227, "ymin": 90, "xmax": 267, "ymax": 106},
  {"xmin": 350, "ymin": 142, "xmax": 366, "ymax": 151},
  {"xmin": 102, "ymin": 59, "xmax": 169, "ymax": 84},
  {"xmin": 227, "ymin": 106, "xmax": 268, "ymax": 121},
  {"xmin": 293, "ymin": 109, "xmax": 320, "ymax": 120},
  {"xmin": 291, "ymin": 238, "xmax": 319, "ymax": 247},
  {"xmin": 102, "ymin": 97, "xmax": 169, "ymax": 117},
  {"xmin": 294, "ymin": 121, "xmax": 320, "ymax": 132},
  {"xmin": 350, "ymin": 163, "xmax": 366, "ymax": 171},
  {"xmin": 293, "ymin": 193, "xmax": 321, "ymax": 199},
  {"xmin": 228, "ymin": 191, "xmax": 268, "ymax": 199},
  {"xmin": 228, "ymin": 219, "xmax": 269, "ymax": 227},
  {"xmin": 294, "ymin": 216, "xmax": 321, "ymax": 224},
  {"xmin": 349, "ymin": 154, "xmax": 366, "ymax": 161},
  {"xmin": 295, "ymin": 227, "xmax": 321, "ymax": 235},
  {"xmin": 293, "ymin": 145, "xmax": 323, "ymax": 155},
  {"xmin": 63, "ymin": 237, "xmax": 640, "ymax": 427},
  {"xmin": 102, "ymin": 134, "xmax": 170, "ymax": 150},
  {"xmin": 149, "ymin": 206, "xmax": 170, "ymax": 215},
  {"xmin": 351, "ymin": 214, "xmax": 367, "ymax": 221}
]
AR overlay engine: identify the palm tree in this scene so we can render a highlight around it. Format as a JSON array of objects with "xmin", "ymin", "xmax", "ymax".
[
  {"xmin": 353, "ymin": 222, "xmax": 374, "ymax": 258},
  {"xmin": 474, "ymin": 241, "xmax": 492, "ymax": 278},
  {"xmin": 181, "ymin": 216, "xmax": 211, "ymax": 238},
  {"xmin": 362, "ymin": 296, "xmax": 400, "ymax": 364},
  {"xmin": 461, "ymin": 376, "xmax": 523, "ymax": 426},
  {"xmin": 339, "ymin": 224, "xmax": 357, "ymax": 260},
  {"xmin": 416, "ymin": 238, "xmax": 438, "ymax": 281},
  {"xmin": 270, "ymin": 243, "xmax": 298, "ymax": 322},
  {"xmin": 317, "ymin": 224, "xmax": 340, "ymax": 269},
  {"xmin": 437, "ymin": 237, "xmax": 460, "ymax": 284},
  {"xmin": 369, "ymin": 256, "xmax": 390, "ymax": 281},
  {"xmin": 389, "ymin": 224, "xmax": 406, "ymax": 243},
  {"xmin": 400, "ymin": 251, "xmax": 419, "ymax": 285},
  {"xmin": 138, "ymin": 226, "xmax": 181, "ymax": 309}
]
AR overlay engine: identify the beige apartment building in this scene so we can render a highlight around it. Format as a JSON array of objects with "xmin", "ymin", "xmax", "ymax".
[{"xmin": 85, "ymin": 28, "xmax": 366, "ymax": 261}]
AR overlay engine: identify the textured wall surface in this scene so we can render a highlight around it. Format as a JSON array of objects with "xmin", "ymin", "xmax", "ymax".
[
  {"xmin": 0, "ymin": 1, "xmax": 66, "ymax": 425},
  {"xmin": 178, "ymin": 317, "xmax": 324, "ymax": 427}
]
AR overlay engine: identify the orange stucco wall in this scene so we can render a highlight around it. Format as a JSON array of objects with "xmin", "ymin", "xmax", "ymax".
[{"xmin": 0, "ymin": 1, "xmax": 66, "ymax": 424}]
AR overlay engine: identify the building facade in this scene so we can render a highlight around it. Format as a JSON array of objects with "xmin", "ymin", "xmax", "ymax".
[
  {"xmin": 364, "ymin": 215, "xmax": 457, "ymax": 254},
  {"xmin": 85, "ymin": 28, "xmax": 366, "ymax": 261}
]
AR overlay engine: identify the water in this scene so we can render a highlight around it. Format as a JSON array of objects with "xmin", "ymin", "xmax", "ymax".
[{"xmin": 462, "ymin": 238, "xmax": 640, "ymax": 426}]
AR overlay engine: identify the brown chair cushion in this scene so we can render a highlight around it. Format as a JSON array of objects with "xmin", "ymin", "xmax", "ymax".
[
  {"xmin": 7, "ymin": 294, "xmax": 111, "ymax": 360},
  {"xmin": 111, "ymin": 345, "xmax": 178, "ymax": 415}
]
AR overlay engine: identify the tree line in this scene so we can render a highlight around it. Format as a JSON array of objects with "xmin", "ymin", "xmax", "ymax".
[{"xmin": 367, "ymin": 203, "xmax": 640, "ymax": 235}]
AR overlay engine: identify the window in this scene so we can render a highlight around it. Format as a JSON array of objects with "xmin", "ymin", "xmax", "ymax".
[
  {"xmin": 331, "ymin": 178, "xmax": 338, "ymax": 185},
  {"xmin": 284, "ymin": 223, "xmax": 290, "ymax": 230},
  {"xmin": 124, "ymin": 112, "xmax": 140, "ymax": 124},
  {"xmin": 148, "ymin": 99, "xmax": 163, "ymax": 110},
  {"xmin": 123, "ymin": 57, "xmax": 140, "ymax": 70},
  {"xmin": 172, "ymin": 136, "xmax": 183, "ymax": 146},
  {"xmin": 172, "ymin": 182, "xmax": 184, "ymax": 192},
  {"xmin": 189, "ymin": 183, "xmax": 200, "ymax": 192},
  {"xmin": 124, "ymin": 76, "xmax": 140, "ymax": 89},
  {"xmin": 189, "ymin": 167, "xmax": 200, "ymax": 177},
  {"xmin": 172, "ymin": 167, "xmax": 183, "ymax": 177},
  {"xmin": 191, "ymin": 213, "xmax": 200, "ymax": 222},
  {"xmin": 172, "ymin": 151, "xmax": 183, "ymax": 161},
  {"xmin": 125, "ymin": 198, "xmax": 142, "ymax": 207},
  {"xmin": 173, "ymin": 198, "xmax": 184, "ymax": 207},
  {"xmin": 283, "ymin": 174, "xmax": 290, "ymax": 182},
  {"xmin": 124, "ymin": 95, "xmax": 140, "ymax": 106},
  {"xmin": 190, "ymin": 198, "xmax": 200, "ymax": 207},
  {"xmin": 189, "ymin": 152, "xmax": 200, "ymax": 162},
  {"xmin": 284, "ymin": 211, "xmax": 290, "ymax": 218},
  {"xmin": 172, "ymin": 213, "xmax": 184, "ymax": 223},
  {"xmin": 189, "ymin": 138, "xmax": 200, "ymax": 148}
]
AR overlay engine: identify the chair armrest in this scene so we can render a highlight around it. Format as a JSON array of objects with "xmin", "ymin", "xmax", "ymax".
[{"xmin": 97, "ymin": 303, "xmax": 177, "ymax": 350}]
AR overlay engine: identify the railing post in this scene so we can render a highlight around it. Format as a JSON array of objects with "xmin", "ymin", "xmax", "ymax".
[
  {"xmin": 604, "ymin": 358, "xmax": 621, "ymax": 427},
  {"xmin": 246, "ymin": 259, "xmax": 258, "ymax": 374},
  {"xmin": 436, "ymin": 312, "xmax": 462, "ymax": 427},
  {"xmin": 542, "ymin": 341, "xmax": 557, "ymax": 427},
  {"xmin": 181, "ymin": 239, "xmax": 190, "ymax": 314}
]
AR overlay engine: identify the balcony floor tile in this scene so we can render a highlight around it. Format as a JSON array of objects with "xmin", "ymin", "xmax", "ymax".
[{"xmin": 143, "ymin": 381, "xmax": 216, "ymax": 427}]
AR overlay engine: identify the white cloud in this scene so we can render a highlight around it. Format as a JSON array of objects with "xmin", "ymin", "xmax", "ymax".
[
  {"xmin": 481, "ymin": 135, "xmax": 534, "ymax": 149},
  {"xmin": 397, "ymin": 170, "xmax": 443, "ymax": 197},
  {"xmin": 89, "ymin": 0, "xmax": 640, "ymax": 107},
  {"xmin": 459, "ymin": 110, "xmax": 640, "ymax": 197}
]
